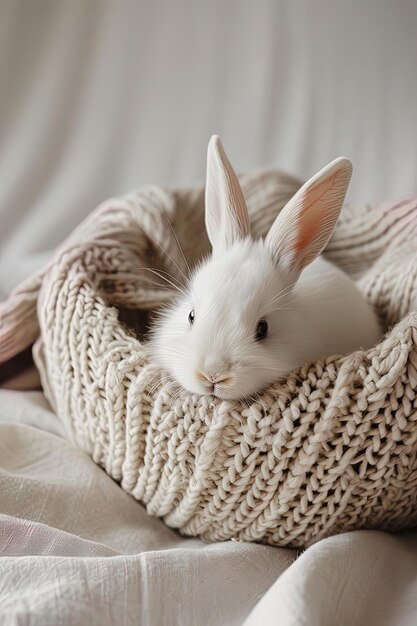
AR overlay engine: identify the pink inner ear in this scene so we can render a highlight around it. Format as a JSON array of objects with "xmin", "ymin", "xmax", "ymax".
[{"xmin": 295, "ymin": 173, "xmax": 337, "ymax": 254}]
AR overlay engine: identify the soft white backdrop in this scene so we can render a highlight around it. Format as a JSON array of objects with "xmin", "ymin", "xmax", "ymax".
[{"xmin": 1, "ymin": 0, "xmax": 417, "ymax": 297}]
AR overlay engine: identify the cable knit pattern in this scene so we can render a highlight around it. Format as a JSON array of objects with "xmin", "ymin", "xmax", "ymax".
[{"xmin": 1, "ymin": 171, "xmax": 417, "ymax": 548}]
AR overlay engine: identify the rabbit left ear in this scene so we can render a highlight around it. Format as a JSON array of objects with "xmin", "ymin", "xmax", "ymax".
[
  {"xmin": 265, "ymin": 157, "xmax": 352, "ymax": 275},
  {"xmin": 205, "ymin": 135, "xmax": 251, "ymax": 253}
]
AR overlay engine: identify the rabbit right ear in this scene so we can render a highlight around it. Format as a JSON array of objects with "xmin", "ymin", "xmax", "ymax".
[
  {"xmin": 205, "ymin": 135, "xmax": 251, "ymax": 253},
  {"xmin": 265, "ymin": 157, "xmax": 352, "ymax": 276}
]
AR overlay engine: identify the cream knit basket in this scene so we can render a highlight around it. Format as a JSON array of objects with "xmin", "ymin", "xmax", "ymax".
[{"xmin": 1, "ymin": 171, "xmax": 417, "ymax": 548}]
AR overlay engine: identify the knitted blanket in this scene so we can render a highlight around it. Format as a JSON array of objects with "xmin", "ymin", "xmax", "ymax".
[{"xmin": 1, "ymin": 171, "xmax": 417, "ymax": 548}]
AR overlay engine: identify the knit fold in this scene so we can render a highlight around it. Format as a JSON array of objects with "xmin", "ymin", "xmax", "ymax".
[{"xmin": 1, "ymin": 171, "xmax": 416, "ymax": 547}]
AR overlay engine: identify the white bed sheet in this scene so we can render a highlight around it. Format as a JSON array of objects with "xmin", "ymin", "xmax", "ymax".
[
  {"xmin": 0, "ymin": 391, "xmax": 295, "ymax": 626},
  {"xmin": 1, "ymin": 391, "xmax": 417, "ymax": 625}
]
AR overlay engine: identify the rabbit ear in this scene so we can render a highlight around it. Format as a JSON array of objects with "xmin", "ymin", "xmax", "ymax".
[
  {"xmin": 205, "ymin": 135, "xmax": 251, "ymax": 252},
  {"xmin": 265, "ymin": 157, "xmax": 352, "ymax": 275}
]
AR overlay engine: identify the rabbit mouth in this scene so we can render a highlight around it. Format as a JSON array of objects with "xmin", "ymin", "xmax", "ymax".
[
  {"xmin": 210, "ymin": 381, "xmax": 245, "ymax": 400},
  {"xmin": 194, "ymin": 377, "xmax": 237, "ymax": 399},
  {"xmin": 200, "ymin": 381, "xmax": 235, "ymax": 399},
  {"xmin": 195, "ymin": 367, "xmax": 237, "ymax": 397}
]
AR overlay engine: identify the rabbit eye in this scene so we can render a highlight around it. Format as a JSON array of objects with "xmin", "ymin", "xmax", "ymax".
[
  {"xmin": 255, "ymin": 319, "xmax": 268, "ymax": 341},
  {"xmin": 188, "ymin": 310, "xmax": 195, "ymax": 325}
]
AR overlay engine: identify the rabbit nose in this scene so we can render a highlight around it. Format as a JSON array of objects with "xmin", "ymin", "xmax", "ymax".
[
  {"xmin": 196, "ymin": 370, "xmax": 231, "ymax": 385},
  {"xmin": 196, "ymin": 360, "xmax": 234, "ymax": 386}
]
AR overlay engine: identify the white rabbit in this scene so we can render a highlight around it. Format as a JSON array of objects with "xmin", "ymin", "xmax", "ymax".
[{"xmin": 147, "ymin": 136, "xmax": 381, "ymax": 400}]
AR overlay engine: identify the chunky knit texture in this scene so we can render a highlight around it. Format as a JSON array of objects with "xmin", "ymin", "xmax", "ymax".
[{"xmin": 1, "ymin": 171, "xmax": 417, "ymax": 548}]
